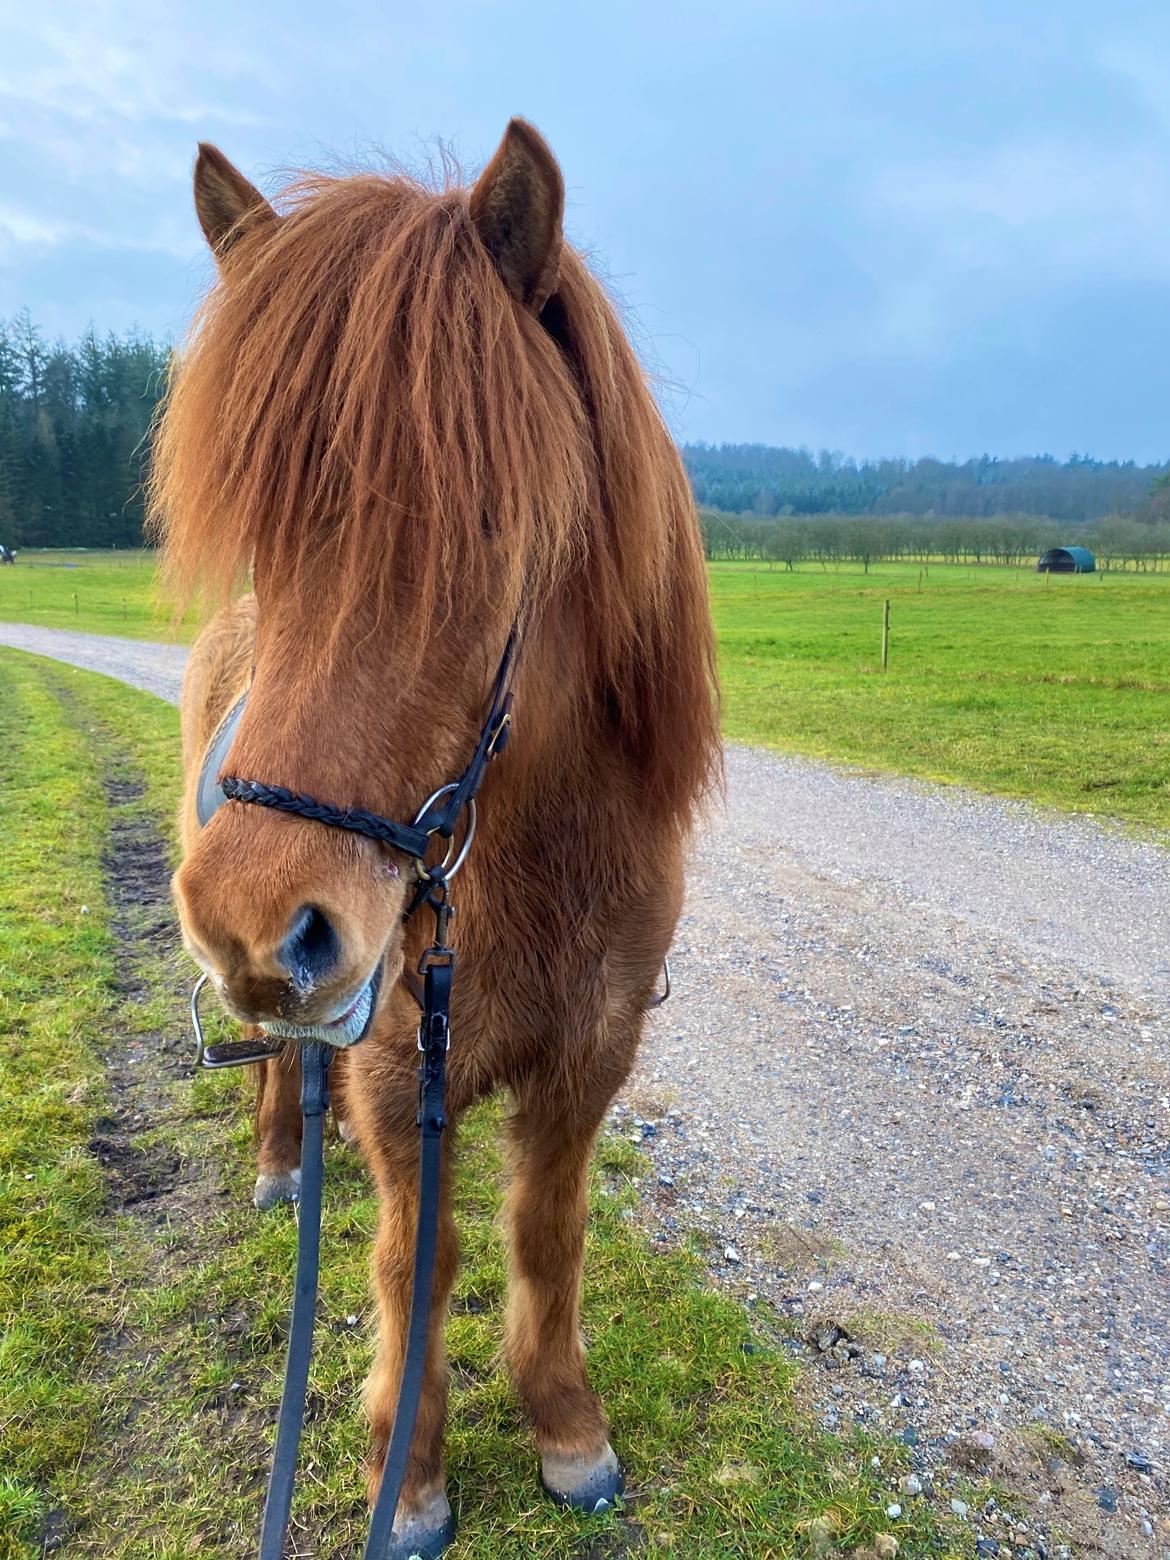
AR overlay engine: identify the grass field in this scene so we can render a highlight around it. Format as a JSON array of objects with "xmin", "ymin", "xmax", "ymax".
[
  {"xmin": 3, "ymin": 549, "xmax": 1168, "ymax": 828},
  {"xmin": 0, "ymin": 651, "xmax": 966, "ymax": 1557},
  {"xmin": 0, "ymin": 550, "xmax": 194, "ymax": 641},
  {"xmin": 712, "ymin": 560, "xmax": 1170, "ymax": 829}
]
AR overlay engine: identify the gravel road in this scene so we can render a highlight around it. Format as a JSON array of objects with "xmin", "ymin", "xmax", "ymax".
[
  {"xmin": 4, "ymin": 623, "xmax": 1167, "ymax": 1558},
  {"xmin": 0, "ymin": 623, "xmax": 188, "ymax": 703}
]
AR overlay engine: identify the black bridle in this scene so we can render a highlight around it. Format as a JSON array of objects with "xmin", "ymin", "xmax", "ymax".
[
  {"xmin": 218, "ymin": 623, "xmax": 519, "ymax": 873},
  {"xmin": 190, "ymin": 626, "xmax": 520, "ymax": 1559}
]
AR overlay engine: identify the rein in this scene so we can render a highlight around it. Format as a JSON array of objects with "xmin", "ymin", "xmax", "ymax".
[{"xmin": 190, "ymin": 628, "xmax": 518, "ymax": 1560}]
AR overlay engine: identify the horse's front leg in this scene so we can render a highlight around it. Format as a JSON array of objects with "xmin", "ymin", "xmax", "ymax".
[
  {"xmin": 251, "ymin": 1041, "xmax": 302, "ymax": 1209},
  {"xmin": 251, "ymin": 1045, "xmax": 355, "ymax": 1209},
  {"xmin": 364, "ymin": 1125, "xmax": 459, "ymax": 1558},
  {"xmin": 505, "ymin": 1075, "xmax": 625, "ymax": 1512}
]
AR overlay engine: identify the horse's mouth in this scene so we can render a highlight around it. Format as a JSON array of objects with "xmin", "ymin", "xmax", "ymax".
[{"xmin": 264, "ymin": 961, "xmax": 383, "ymax": 1048}]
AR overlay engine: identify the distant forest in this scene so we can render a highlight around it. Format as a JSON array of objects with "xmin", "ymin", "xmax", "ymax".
[
  {"xmin": 0, "ymin": 315, "xmax": 167, "ymax": 548},
  {"xmin": 1, "ymin": 316, "xmax": 1168, "ymax": 560},
  {"xmin": 697, "ymin": 508, "xmax": 1170, "ymax": 571},
  {"xmin": 682, "ymin": 443, "xmax": 1168, "ymax": 521}
]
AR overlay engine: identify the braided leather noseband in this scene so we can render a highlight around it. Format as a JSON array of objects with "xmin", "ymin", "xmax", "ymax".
[
  {"xmin": 219, "ymin": 778, "xmax": 434, "ymax": 860},
  {"xmin": 215, "ymin": 622, "xmax": 519, "ymax": 868}
]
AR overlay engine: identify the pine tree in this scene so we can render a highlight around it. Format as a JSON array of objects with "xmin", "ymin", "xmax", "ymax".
[{"xmin": 0, "ymin": 316, "xmax": 169, "ymax": 548}]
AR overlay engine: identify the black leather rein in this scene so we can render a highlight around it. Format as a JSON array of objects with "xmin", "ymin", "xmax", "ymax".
[{"xmin": 192, "ymin": 627, "xmax": 519, "ymax": 1560}]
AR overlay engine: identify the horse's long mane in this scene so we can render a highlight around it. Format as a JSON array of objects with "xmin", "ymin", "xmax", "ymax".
[{"xmin": 150, "ymin": 165, "xmax": 719, "ymax": 825}]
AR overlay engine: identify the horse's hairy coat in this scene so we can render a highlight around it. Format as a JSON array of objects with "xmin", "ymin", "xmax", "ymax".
[
  {"xmin": 151, "ymin": 126, "xmax": 717, "ymax": 823},
  {"xmin": 158, "ymin": 120, "xmax": 719, "ymax": 1542}
]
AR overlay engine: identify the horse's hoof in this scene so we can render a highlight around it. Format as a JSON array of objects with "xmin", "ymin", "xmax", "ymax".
[
  {"xmin": 253, "ymin": 1167, "xmax": 301, "ymax": 1210},
  {"xmin": 541, "ymin": 1442, "xmax": 624, "ymax": 1513},
  {"xmin": 383, "ymin": 1489, "xmax": 456, "ymax": 1559}
]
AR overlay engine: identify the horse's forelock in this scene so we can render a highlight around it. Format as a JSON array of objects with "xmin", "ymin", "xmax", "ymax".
[{"xmin": 151, "ymin": 159, "xmax": 719, "ymax": 830}]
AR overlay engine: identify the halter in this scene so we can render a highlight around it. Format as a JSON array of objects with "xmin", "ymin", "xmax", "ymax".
[{"xmin": 190, "ymin": 624, "xmax": 520, "ymax": 1559}]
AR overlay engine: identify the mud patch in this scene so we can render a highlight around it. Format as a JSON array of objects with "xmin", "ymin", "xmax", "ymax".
[
  {"xmin": 88, "ymin": 1131, "xmax": 180, "ymax": 1208},
  {"xmin": 93, "ymin": 764, "xmax": 197, "ymax": 1207},
  {"xmin": 48, "ymin": 689, "xmax": 219, "ymax": 1223},
  {"xmin": 101, "ymin": 772, "xmax": 174, "ymax": 1001}
]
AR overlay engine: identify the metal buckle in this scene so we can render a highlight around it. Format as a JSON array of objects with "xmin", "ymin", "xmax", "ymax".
[
  {"xmin": 190, "ymin": 972, "xmax": 286, "ymax": 1068},
  {"xmin": 486, "ymin": 710, "xmax": 511, "ymax": 758},
  {"xmin": 416, "ymin": 1022, "xmax": 452, "ymax": 1054},
  {"xmin": 417, "ymin": 946, "xmax": 455, "ymax": 974}
]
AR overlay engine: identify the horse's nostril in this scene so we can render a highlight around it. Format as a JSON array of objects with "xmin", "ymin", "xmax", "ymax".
[{"xmin": 277, "ymin": 904, "xmax": 340, "ymax": 988}]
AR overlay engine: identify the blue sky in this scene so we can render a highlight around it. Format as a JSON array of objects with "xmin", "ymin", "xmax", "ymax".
[{"xmin": 3, "ymin": 0, "xmax": 1170, "ymax": 461}]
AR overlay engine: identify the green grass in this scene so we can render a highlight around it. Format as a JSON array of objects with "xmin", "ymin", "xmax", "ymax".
[
  {"xmin": 0, "ymin": 649, "xmax": 962, "ymax": 1558},
  {"xmin": 714, "ymin": 559, "xmax": 1170, "ymax": 829},
  {"xmin": 5, "ymin": 549, "xmax": 1167, "ymax": 827},
  {"xmin": 0, "ymin": 655, "xmax": 118, "ymax": 1551},
  {"xmin": 0, "ymin": 550, "xmax": 192, "ymax": 641}
]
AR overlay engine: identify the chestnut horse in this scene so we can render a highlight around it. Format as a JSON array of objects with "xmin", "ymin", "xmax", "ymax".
[{"xmin": 152, "ymin": 120, "xmax": 719, "ymax": 1556}]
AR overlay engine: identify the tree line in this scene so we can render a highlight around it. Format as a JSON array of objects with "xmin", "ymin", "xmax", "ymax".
[
  {"xmin": 1, "ymin": 314, "xmax": 1168, "ymax": 562},
  {"xmin": 684, "ymin": 443, "xmax": 1168, "ymax": 522},
  {"xmin": 0, "ymin": 314, "xmax": 167, "ymax": 549},
  {"xmin": 700, "ymin": 510, "xmax": 1170, "ymax": 571}
]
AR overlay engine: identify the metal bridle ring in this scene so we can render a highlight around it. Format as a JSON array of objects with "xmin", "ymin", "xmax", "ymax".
[{"xmin": 412, "ymin": 784, "xmax": 476, "ymax": 883}]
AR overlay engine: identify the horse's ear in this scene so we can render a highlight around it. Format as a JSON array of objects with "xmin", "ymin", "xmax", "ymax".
[
  {"xmin": 194, "ymin": 143, "xmax": 277, "ymax": 262},
  {"xmin": 470, "ymin": 119, "xmax": 564, "ymax": 312}
]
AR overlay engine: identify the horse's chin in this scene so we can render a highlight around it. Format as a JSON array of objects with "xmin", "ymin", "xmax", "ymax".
[{"xmin": 264, "ymin": 959, "xmax": 387, "ymax": 1048}]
